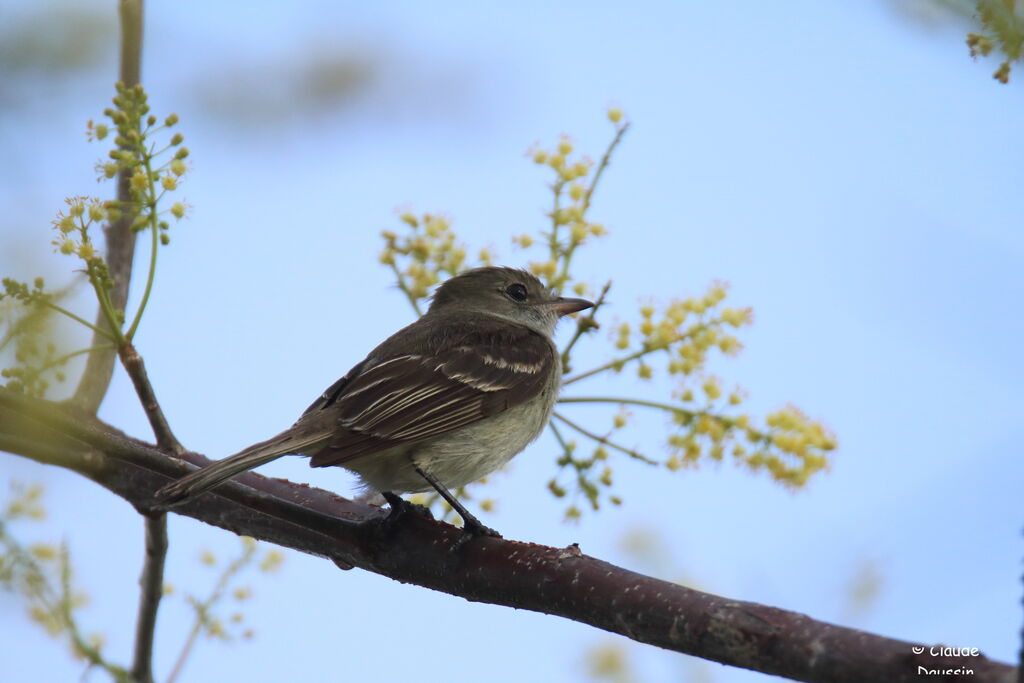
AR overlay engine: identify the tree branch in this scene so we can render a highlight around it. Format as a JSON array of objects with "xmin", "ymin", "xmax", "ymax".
[
  {"xmin": 0, "ymin": 389, "xmax": 1014, "ymax": 683},
  {"xmin": 70, "ymin": 0, "xmax": 144, "ymax": 414},
  {"xmin": 130, "ymin": 514, "xmax": 165, "ymax": 683},
  {"xmin": 117, "ymin": 341, "xmax": 181, "ymax": 453}
]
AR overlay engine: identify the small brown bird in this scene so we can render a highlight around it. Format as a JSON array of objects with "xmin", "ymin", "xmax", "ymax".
[{"xmin": 155, "ymin": 266, "xmax": 592, "ymax": 536}]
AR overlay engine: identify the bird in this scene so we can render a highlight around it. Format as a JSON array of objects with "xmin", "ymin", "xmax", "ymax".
[{"xmin": 154, "ymin": 266, "xmax": 593, "ymax": 538}]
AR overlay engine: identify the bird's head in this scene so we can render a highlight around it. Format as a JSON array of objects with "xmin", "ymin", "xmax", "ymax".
[{"xmin": 428, "ymin": 266, "xmax": 593, "ymax": 336}]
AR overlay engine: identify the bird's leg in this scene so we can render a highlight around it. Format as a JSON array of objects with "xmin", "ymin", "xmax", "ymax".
[{"xmin": 414, "ymin": 465, "xmax": 501, "ymax": 540}]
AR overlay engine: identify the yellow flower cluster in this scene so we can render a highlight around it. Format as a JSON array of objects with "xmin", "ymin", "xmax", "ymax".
[
  {"xmin": 661, "ymin": 394, "xmax": 835, "ymax": 489},
  {"xmin": 609, "ymin": 282, "xmax": 751, "ymax": 385},
  {"xmin": 551, "ymin": 276, "xmax": 834, "ymax": 513},
  {"xmin": 50, "ymin": 197, "xmax": 116, "ymax": 272},
  {"xmin": 3, "ymin": 82, "xmax": 193, "ymax": 397},
  {"xmin": 379, "ymin": 211, "xmax": 469, "ymax": 311},
  {"xmin": 520, "ymin": 113, "xmax": 625, "ymax": 294},
  {"xmin": 91, "ymin": 82, "xmax": 190, "ymax": 246},
  {"xmin": 622, "ymin": 285, "xmax": 837, "ymax": 487}
]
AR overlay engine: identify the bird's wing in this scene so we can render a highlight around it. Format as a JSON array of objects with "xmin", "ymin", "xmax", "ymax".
[
  {"xmin": 300, "ymin": 359, "xmax": 369, "ymax": 416},
  {"xmin": 307, "ymin": 324, "xmax": 554, "ymax": 467}
]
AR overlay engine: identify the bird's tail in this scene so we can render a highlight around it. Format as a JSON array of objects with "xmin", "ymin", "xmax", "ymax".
[{"xmin": 155, "ymin": 430, "xmax": 325, "ymax": 507}]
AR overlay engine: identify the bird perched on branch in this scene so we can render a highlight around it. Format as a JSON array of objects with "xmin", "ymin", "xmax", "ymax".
[{"xmin": 155, "ymin": 266, "xmax": 592, "ymax": 538}]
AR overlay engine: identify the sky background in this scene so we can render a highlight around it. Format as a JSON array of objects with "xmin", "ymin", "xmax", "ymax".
[{"xmin": 1, "ymin": 1, "xmax": 1022, "ymax": 681}]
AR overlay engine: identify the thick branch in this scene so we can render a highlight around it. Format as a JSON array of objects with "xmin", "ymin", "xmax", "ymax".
[{"xmin": 0, "ymin": 389, "xmax": 1015, "ymax": 683}]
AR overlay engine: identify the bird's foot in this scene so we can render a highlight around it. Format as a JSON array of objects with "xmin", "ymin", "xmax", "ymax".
[
  {"xmin": 379, "ymin": 491, "xmax": 434, "ymax": 530},
  {"xmin": 450, "ymin": 513, "xmax": 502, "ymax": 551}
]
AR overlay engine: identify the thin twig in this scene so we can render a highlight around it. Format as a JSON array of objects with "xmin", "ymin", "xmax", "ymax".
[
  {"xmin": 558, "ymin": 395, "xmax": 695, "ymax": 416},
  {"xmin": 557, "ymin": 396, "xmax": 755, "ymax": 437},
  {"xmin": 563, "ymin": 320, "xmax": 713, "ymax": 386},
  {"xmin": 124, "ymin": 152, "xmax": 161, "ymax": 341},
  {"xmin": 388, "ymin": 261, "xmax": 424, "ymax": 316},
  {"xmin": 562, "ymin": 347, "xmax": 652, "ymax": 386},
  {"xmin": 131, "ymin": 514, "xmax": 166, "ymax": 683},
  {"xmin": 118, "ymin": 341, "xmax": 182, "ymax": 453},
  {"xmin": 550, "ymin": 124, "xmax": 629, "ymax": 292},
  {"xmin": 582, "ymin": 122, "xmax": 629, "ymax": 213},
  {"xmin": 560, "ymin": 280, "xmax": 610, "ymax": 372},
  {"xmin": 547, "ymin": 418, "xmax": 572, "ymax": 457},
  {"xmin": 119, "ymin": 345, "xmax": 174, "ymax": 683},
  {"xmin": 39, "ymin": 344, "xmax": 117, "ymax": 376},
  {"xmin": 165, "ymin": 542, "xmax": 255, "ymax": 683},
  {"xmin": 552, "ymin": 410, "xmax": 656, "ymax": 465},
  {"xmin": 42, "ymin": 302, "xmax": 117, "ymax": 340},
  {"xmin": 58, "ymin": 544, "xmax": 133, "ymax": 682}
]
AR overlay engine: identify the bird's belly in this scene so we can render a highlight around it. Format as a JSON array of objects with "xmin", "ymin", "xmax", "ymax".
[{"xmin": 344, "ymin": 394, "xmax": 553, "ymax": 494}]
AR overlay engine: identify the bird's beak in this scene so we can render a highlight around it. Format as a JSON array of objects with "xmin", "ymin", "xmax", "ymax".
[{"xmin": 543, "ymin": 296, "xmax": 594, "ymax": 317}]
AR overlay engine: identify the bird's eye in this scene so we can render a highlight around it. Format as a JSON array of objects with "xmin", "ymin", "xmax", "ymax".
[{"xmin": 505, "ymin": 283, "xmax": 528, "ymax": 302}]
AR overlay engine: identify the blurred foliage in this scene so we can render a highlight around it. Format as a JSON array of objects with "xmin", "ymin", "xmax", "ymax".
[
  {"xmin": 0, "ymin": 483, "xmax": 284, "ymax": 682},
  {"xmin": 193, "ymin": 47, "xmax": 376, "ymax": 127},
  {"xmin": 584, "ymin": 525, "xmax": 714, "ymax": 683},
  {"xmin": 0, "ymin": 482, "xmax": 131, "ymax": 681},
  {"xmin": 0, "ymin": 279, "xmax": 80, "ymax": 397},
  {"xmin": 968, "ymin": 0, "xmax": 1024, "ymax": 82},
  {"xmin": 887, "ymin": 0, "xmax": 1024, "ymax": 82},
  {"xmin": 841, "ymin": 558, "xmax": 885, "ymax": 621},
  {"xmin": 381, "ymin": 111, "xmax": 837, "ymax": 523},
  {"xmin": 0, "ymin": 5, "xmax": 111, "ymax": 80},
  {"xmin": 164, "ymin": 537, "xmax": 284, "ymax": 683}
]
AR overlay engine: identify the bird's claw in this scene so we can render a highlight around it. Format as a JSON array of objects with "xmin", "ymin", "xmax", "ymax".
[{"xmin": 379, "ymin": 491, "xmax": 434, "ymax": 529}]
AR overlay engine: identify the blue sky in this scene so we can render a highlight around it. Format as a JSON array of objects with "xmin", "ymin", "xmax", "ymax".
[{"xmin": 1, "ymin": 1, "xmax": 1022, "ymax": 681}]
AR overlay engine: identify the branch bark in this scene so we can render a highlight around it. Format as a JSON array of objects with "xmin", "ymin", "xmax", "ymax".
[
  {"xmin": 130, "ymin": 514, "xmax": 165, "ymax": 683},
  {"xmin": 0, "ymin": 388, "xmax": 1015, "ymax": 683}
]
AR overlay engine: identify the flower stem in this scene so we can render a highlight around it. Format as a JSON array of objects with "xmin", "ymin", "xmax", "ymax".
[{"xmin": 552, "ymin": 410, "xmax": 657, "ymax": 465}]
